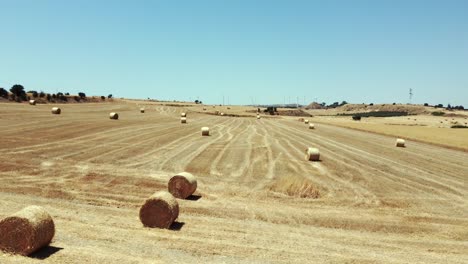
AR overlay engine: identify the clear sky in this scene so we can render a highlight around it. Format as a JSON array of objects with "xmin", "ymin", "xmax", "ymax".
[{"xmin": 1, "ymin": 0, "xmax": 467, "ymax": 106}]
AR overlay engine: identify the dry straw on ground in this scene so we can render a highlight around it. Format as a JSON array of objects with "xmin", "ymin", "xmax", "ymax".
[
  {"xmin": 181, "ymin": 117, "xmax": 187, "ymax": 124},
  {"xmin": 109, "ymin": 112, "xmax": 119, "ymax": 120},
  {"xmin": 201, "ymin": 127, "xmax": 210, "ymax": 136},
  {"xmin": 0, "ymin": 205, "xmax": 55, "ymax": 256},
  {"xmin": 396, "ymin": 138, "xmax": 406, "ymax": 147},
  {"xmin": 51, "ymin": 107, "xmax": 61, "ymax": 114},
  {"xmin": 29, "ymin": 100, "xmax": 36, "ymax": 105},
  {"xmin": 305, "ymin": 147, "xmax": 320, "ymax": 161},
  {"xmin": 139, "ymin": 191, "xmax": 179, "ymax": 229},
  {"xmin": 168, "ymin": 172, "xmax": 197, "ymax": 199}
]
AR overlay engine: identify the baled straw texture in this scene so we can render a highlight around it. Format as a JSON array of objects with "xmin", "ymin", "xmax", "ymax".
[
  {"xmin": 168, "ymin": 172, "xmax": 198, "ymax": 199},
  {"xmin": 0, "ymin": 206, "xmax": 55, "ymax": 256},
  {"xmin": 109, "ymin": 112, "xmax": 119, "ymax": 120},
  {"xmin": 139, "ymin": 191, "xmax": 179, "ymax": 228},
  {"xmin": 51, "ymin": 107, "xmax": 61, "ymax": 114},
  {"xmin": 305, "ymin": 147, "xmax": 320, "ymax": 161},
  {"xmin": 396, "ymin": 138, "xmax": 406, "ymax": 147},
  {"xmin": 201, "ymin": 127, "xmax": 210, "ymax": 136}
]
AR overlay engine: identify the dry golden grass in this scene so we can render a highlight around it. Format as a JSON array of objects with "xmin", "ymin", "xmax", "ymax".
[
  {"xmin": 312, "ymin": 116, "xmax": 468, "ymax": 151},
  {"xmin": 0, "ymin": 101, "xmax": 467, "ymax": 263}
]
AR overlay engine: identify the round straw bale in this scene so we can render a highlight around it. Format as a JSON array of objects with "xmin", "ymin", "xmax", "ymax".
[
  {"xmin": 139, "ymin": 191, "xmax": 179, "ymax": 228},
  {"xmin": 227, "ymin": 107, "xmax": 231, "ymax": 109},
  {"xmin": 304, "ymin": 119, "xmax": 309, "ymax": 124},
  {"xmin": 51, "ymin": 107, "xmax": 61, "ymax": 114},
  {"xmin": 396, "ymin": 138, "xmax": 406, "ymax": 147},
  {"xmin": 168, "ymin": 172, "xmax": 197, "ymax": 199},
  {"xmin": 180, "ymin": 117, "xmax": 187, "ymax": 123},
  {"xmin": 305, "ymin": 147, "xmax": 320, "ymax": 161},
  {"xmin": 220, "ymin": 112, "xmax": 225, "ymax": 116},
  {"xmin": 298, "ymin": 118, "xmax": 304, "ymax": 122},
  {"xmin": 215, "ymin": 110, "xmax": 219, "ymax": 115},
  {"xmin": 0, "ymin": 206, "xmax": 55, "ymax": 256},
  {"xmin": 201, "ymin": 127, "xmax": 210, "ymax": 136},
  {"xmin": 181, "ymin": 112, "xmax": 186, "ymax": 117},
  {"xmin": 203, "ymin": 107, "xmax": 206, "ymax": 110},
  {"xmin": 256, "ymin": 115, "xmax": 260, "ymax": 119},
  {"xmin": 140, "ymin": 108, "xmax": 145, "ymax": 113},
  {"xmin": 109, "ymin": 112, "xmax": 119, "ymax": 120},
  {"xmin": 309, "ymin": 123, "xmax": 315, "ymax": 129},
  {"xmin": 29, "ymin": 100, "xmax": 36, "ymax": 105}
]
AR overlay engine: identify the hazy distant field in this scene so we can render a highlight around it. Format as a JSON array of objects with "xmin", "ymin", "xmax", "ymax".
[{"xmin": 0, "ymin": 101, "xmax": 467, "ymax": 263}]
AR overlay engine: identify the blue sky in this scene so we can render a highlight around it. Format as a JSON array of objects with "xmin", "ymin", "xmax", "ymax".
[{"xmin": 1, "ymin": 0, "xmax": 467, "ymax": 106}]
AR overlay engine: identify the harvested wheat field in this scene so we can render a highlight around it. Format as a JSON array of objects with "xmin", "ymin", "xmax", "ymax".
[{"xmin": 0, "ymin": 101, "xmax": 467, "ymax": 263}]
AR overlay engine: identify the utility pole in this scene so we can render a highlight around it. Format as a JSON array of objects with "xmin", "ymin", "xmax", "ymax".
[
  {"xmin": 223, "ymin": 95, "xmax": 225, "ymax": 106},
  {"xmin": 409, "ymin": 88, "xmax": 413, "ymax": 104}
]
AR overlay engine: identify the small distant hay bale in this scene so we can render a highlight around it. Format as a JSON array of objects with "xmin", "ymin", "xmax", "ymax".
[
  {"xmin": 298, "ymin": 118, "xmax": 304, "ymax": 122},
  {"xmin": 203, "ymin": 107, "xmax": 206, "ymax": 110},
  {"xmin": 29, "ymin": 100, "xmax": 36, "ymax": 105},
  {"xmin": 215, "ymin": 110, "xmax": 219, "ymax": 115},
  {"xmin": 51, "ymin": 107, "xmax": 61, "ymax": 114},
  {"xmin": 309, "ymin": 123, "xmax": 315, "ymax": 129},
  {"xmin": 227, "ymin": 107, "xmax": 231, "ymax": 109},
  {"xmin": 139, "ymin": 191, "xmax": 179, "ymax": 229},
  {"xmin": 140, "ymin": 108, "xmax": 145, "ymax": 113},
  {"xmin": 256, "ymin": 115, "xmax": 260, "ymax": 119},
  {"xmin": 181, "ymin": 112, "xmax": 186, "ymax": 117},
  {"xmin": 0, "ymin": 206, "xmax": 55, "ymax": 256},
  {"xmin": 396, "ymin": 138, "xmax": 406, "ymax": 147},
  {"xmin": 305, "ymin": 147, "xmax": 320, "ymax": 161},
  {"xmin": 109, "ymin": 112, "xmax": 119, "ymax": 120},
  {"xmin": 304, "ymin": 119, "xmax": 309, "ymax": 124},
  {"xmin": 180, "ymin": 117, "xmax": 187, "ymax": 123},
  {"xmin": 168, "ymin": 172, "xmax": 197, "ymax": 199},
  {"xmin": 220, "ymin": 112, "xmax": 225, "ymax": 116},
  {"xmin": 201, "ymin": 127, "xmax": 210, "ymax": 136}
]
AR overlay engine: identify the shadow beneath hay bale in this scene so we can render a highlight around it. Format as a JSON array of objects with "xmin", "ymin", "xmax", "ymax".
[
  {"xmin": 169, "ymin": 221, "xmax": 185, "ymax": 231},
  {"xmin": 30, "ymin": 246, "xmax": 63, "ymax": 259},
  {"xmin": 186, "ymin": 194, "xmax": 202, "ymax": 201}
]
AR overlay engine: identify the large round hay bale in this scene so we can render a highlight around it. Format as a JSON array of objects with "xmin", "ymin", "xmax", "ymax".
[
  {"xmin": 201, "ymin": 127, "xmax": 210, "ymax": 136},
  {"xmin": 168, "ymin": 172, "xmax": 197, "ymax": 199},
  {"xmin": 180, "ymin": 117, "xmax": 187, "ymax": 123},
  {"xmin": 309, "ymin": 123, "xmax": 315, "ymax": 129},
  {"xmin": 29, "ymin": 100, "xmax": 36, "ymax": 105},
  {"xmin": 181, "ymin": 112, "xmax": 186, "ymax": 117},
  {"xmin": 305, "ymin": 147, "xmax": 320, "ymax": 161},
  {"xmin": 139, "ymin": 191, "xmax": 179, "ymax": 229},
  {"xmin": 396, "ymin": 138, "xmax": 406, "ymax": 147},
  {"xmin": 51, "ymin": 107, "xmax": 61, "ymax": 114},
  {"xmin": 304, "ymin": 120, "xmax": 309, "ymax": 124},
  {"xmin": 109, "ymin": 112, "xmax": 119, "ymax": 120},
  {"xmin": 0, "ymin": 206, "xmax": 55, "ymax": 256},
  {"xmin": 140, "ymin": 108, "xmax": 145, "ymax": 113}
]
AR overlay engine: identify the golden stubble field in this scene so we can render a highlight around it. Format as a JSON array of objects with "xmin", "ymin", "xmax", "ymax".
[{"xmin": 0, "ymin": 101, "xmax": 467, "ymax": 263}]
